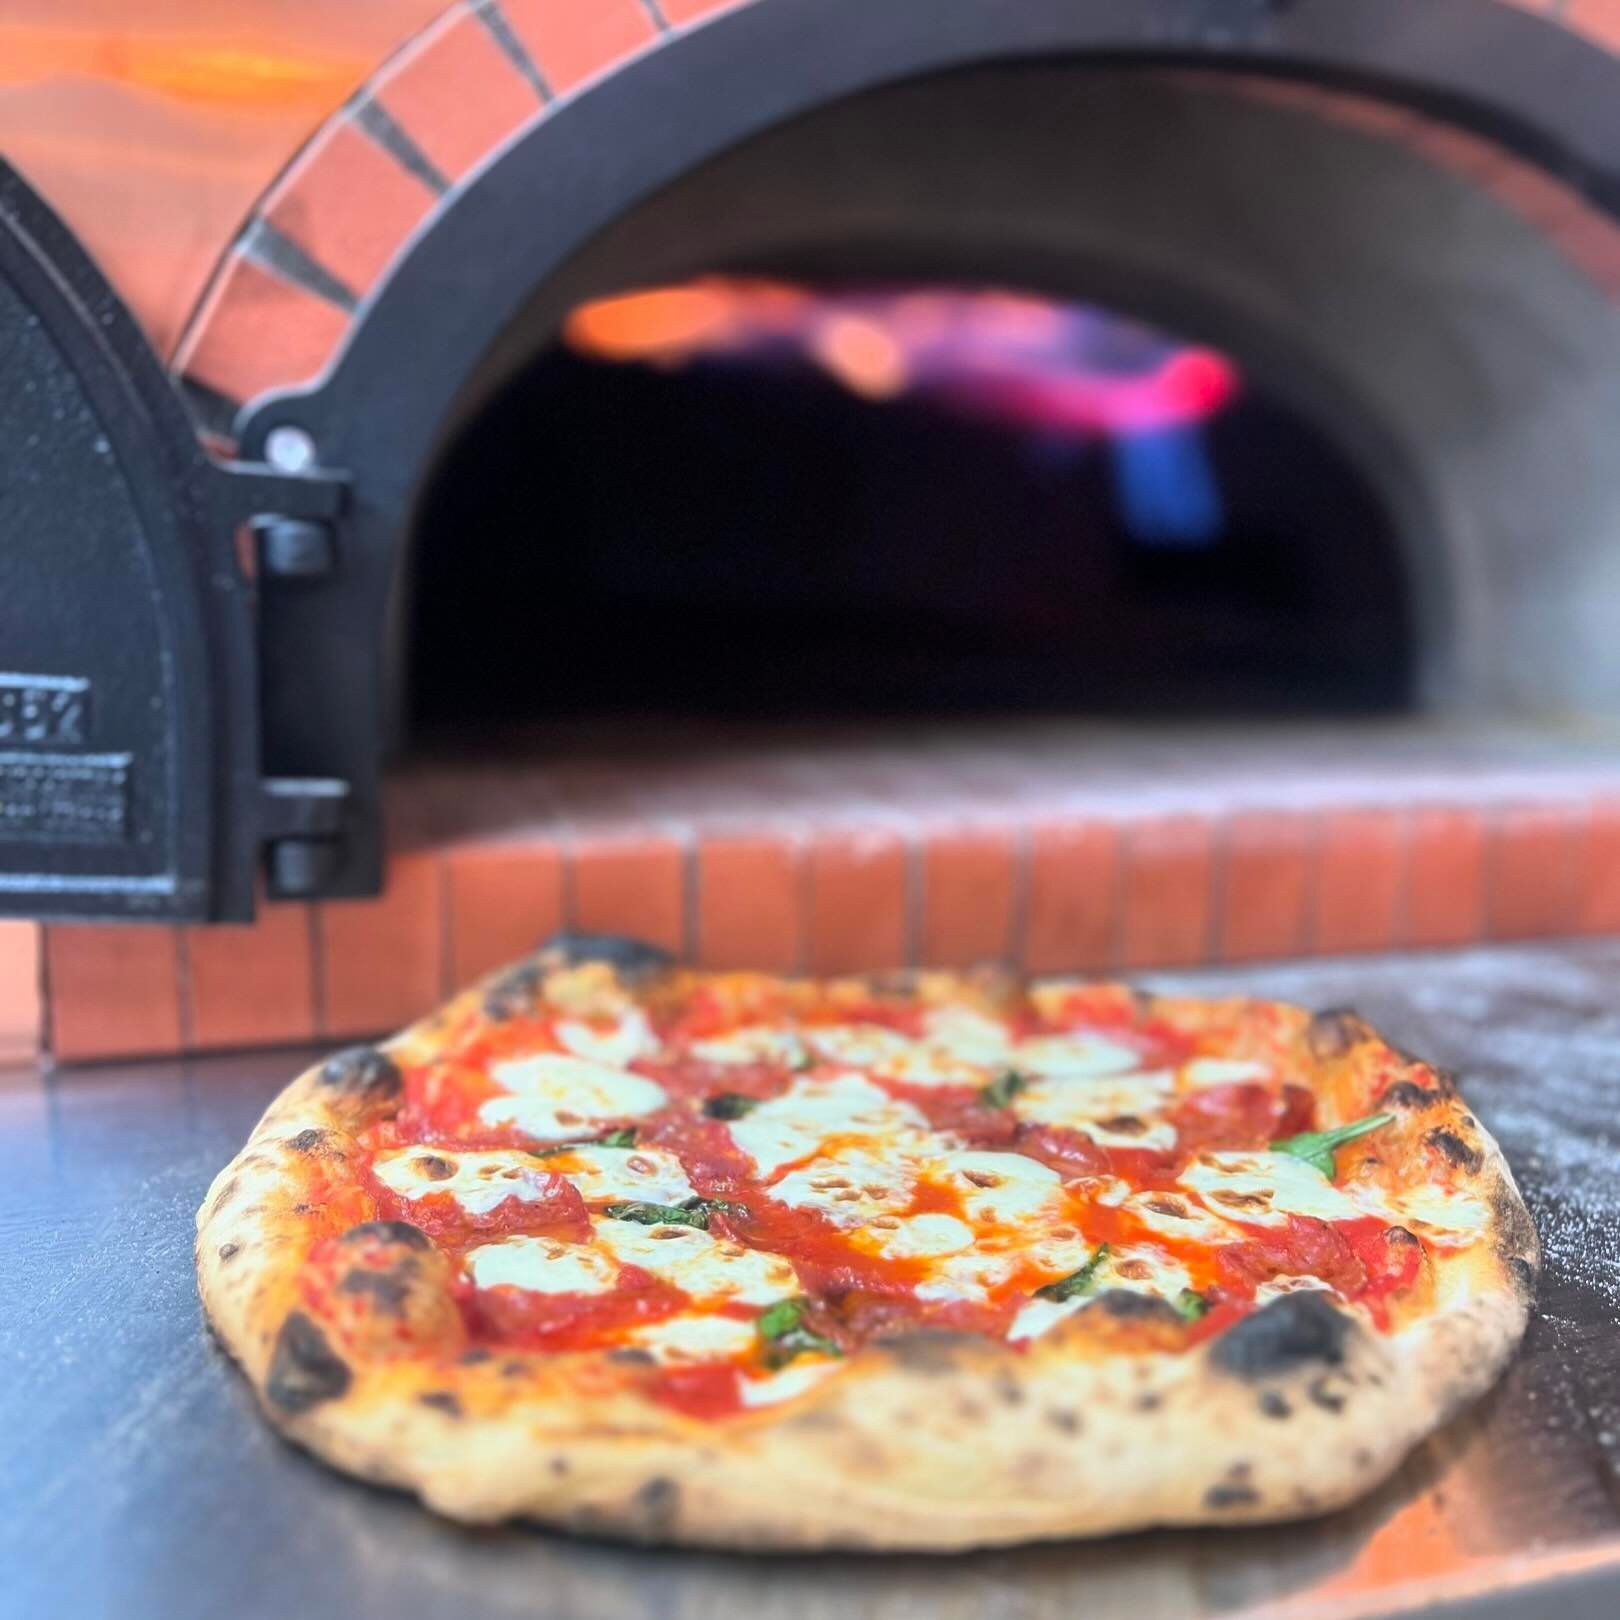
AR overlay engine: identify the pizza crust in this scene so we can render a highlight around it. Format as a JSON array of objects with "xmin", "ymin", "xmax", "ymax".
[{"xmin": 196, "ymin": 938, "xmax": 1538, "ymax": 1550}]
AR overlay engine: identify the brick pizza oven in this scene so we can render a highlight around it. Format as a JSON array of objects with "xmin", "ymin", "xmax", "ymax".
[{"xmin": 3, "ymin": 0, "xmax": 1620, "ymax": 1062}]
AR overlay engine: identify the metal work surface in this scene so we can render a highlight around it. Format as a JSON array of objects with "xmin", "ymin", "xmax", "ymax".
[{"xmin": 7, "ymin": 940, "xmax": 1620, "ymax": 1620}]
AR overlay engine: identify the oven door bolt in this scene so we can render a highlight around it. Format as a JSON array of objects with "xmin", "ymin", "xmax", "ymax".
[
  {"xmin": 254, "ymin": 516, "xmax": 337, "ymax": 579},
  {"xmin": 259, "ymin": 776, "xmax": 350, "ymax": 898}
]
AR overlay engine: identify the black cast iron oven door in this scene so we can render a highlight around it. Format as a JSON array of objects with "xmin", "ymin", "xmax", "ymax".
[{"xmin": 0, "ymin": 162, "xmax": 345, "ymax": 921}]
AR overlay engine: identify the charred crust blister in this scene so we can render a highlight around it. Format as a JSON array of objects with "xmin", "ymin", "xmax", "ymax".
[
  {"xmin": 1211, "ymin": 1292, "xmax": 1350, "ymax": 1381},
  {"xmin": 1425, "ymin": 1128, "xmax": 1484, "ymax": 1173},
  {"xmin": 630, "ymin": 1478, "xmax": 681, "ymax": 1537},
  {"xmin": 1090, "ymin": 1290, "xmax": 1184, "ymax": 1325},
  {"xmin": 337, "ymin": 1265, "xmax": 414, "ymax": 1314},
  {"xmin": 340, "ymin": 1219, "xmax": 431, "ymax": 1251},
  {"xmin": 318, "ymin": 1045, "xmax": 401, "ymax": 1101},
  {"xmin": 288, "ymin": 1127, "xmax": 329, "ymax": 1154},
  {"xmin": 1204, "ymin": 1482, "xmax": 1261, "ymax": 1510},
  {"xmin": 1305, "ymin": 1008, "xmax": 1370, "ymax": 1060},
  {"xmin": 535, "ymin": 932, "xmax": 674, "ymax": 981},
  {"xmin": 1380, "ymin": 1080, "xmax": 1440, "ymax": 1112},
  {"xmin": 483, "ymin": 962, "xmax": 542, "ymax": 1021},
  {"xmin": 1258, "ymin": 1391, "xmax": 1291, "ymax": 1419},
  {"xmin": 266, "ymin": 1312, "xmax": 352, "ymax": 1414},
  {"xmin": 418, "ymin": 1391, "xmax": 463, "ymax": 1417},
  {"xmin": 217, "ymin": 1242, "xmax": 240, "ymax": 1263}
]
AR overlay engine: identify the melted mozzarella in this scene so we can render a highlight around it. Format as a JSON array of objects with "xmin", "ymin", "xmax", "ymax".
[
  {"xmin": 594, "ymin": 1219, "xmax": 797, "ymax": 1305},
  {"xmin": 371, "ymin": 1148, "xmax": 564, "ymax": 1217},
  {"xmin": 689, "ymin": 1025, "xmax": 807, "ymax": 1067},
  {"xmin": 913, "ymin": 1249, "xmax": 1019, "ymax": 1304},
  {"xmin": 855, "ymin": 1212, "xmax": 975, "ymax": 1261},
  {"xmin": 770, "ymin": 1146, "xmax": 915, "ymax": 1227},
  {"xmin": 1372, "ymin": 1182, "xmax": 1489, "ymax": 1243},
  {"xmin": 464, "ymin": 1234, "xmax": 618, "ymax": 1294},
  {"xmin": 1180, "ymin": 1151, "xmax": 1360, "ymax": 1227},
  {"xmin": 1008, "ymin": 1296, "xmax": 1082, "ymax": 1342},
  {"xmin": 728, "ymin": 1073, "xmax": 930, "ymax": 1175},
  {"xmin": 544, "ymin": 1143, "xmax": 694, "ymax": 1206},
  {"xmin": 1107, "ymin": 1243, "xmax": 1194, "ymax": 1299},
  {"xmin": 805, "ymin": 1024, "xmax": 914, "ymax": 1068},
  {"xmin": 1124, "ymin": 1189, "xmax": 1238, "ymax": 1246},
  {"xmin": 1012, "ymin": 1069, "xmax": 1177, "ymax": 1151},
  {"xmin": 921, "ymin": 1006, "xmax": 1013, "ymax": 1067},
  {"xmin": 480, "ymin": 1053, "xmax": 668, "ymax": 1143},
  {"xmin": 1012, "ymin": 1033, "xmax": 1143, "ymax": 1080},
  {"xmin": 554, "ymin": 1010, "xmax": 658, "ymax": 1067},
  {"xmin": 628, "ymin": 1314, "xmax": 758, "ymax": 1363},
  {"xmin": 935, "ymin": 1150, "xmax": 1064, "ymax": 1226},
  {"xmin": 738, "ymin": 1358, "xmax": 842, "ymax": 1408},
  {"xmin": 1182, "ymin": 1057, "xmax": 1272, "ymax": 1088}
]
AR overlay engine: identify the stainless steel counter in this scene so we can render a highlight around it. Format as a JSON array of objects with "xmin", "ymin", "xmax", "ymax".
[{"xmin": 8, "ymin": 940, "xmax": 1620, "ymax": 1620}]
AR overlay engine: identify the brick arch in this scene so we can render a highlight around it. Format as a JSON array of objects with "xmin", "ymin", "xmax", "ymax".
[
  {"xmin": 171, "ymin": 0, "xmax": 750, "ymax": 433},
  {"xmin": 170, "ymin": 0, "xmax": 1620, "ymax": 433}
]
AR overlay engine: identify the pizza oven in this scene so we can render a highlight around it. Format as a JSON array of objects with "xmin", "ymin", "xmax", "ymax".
[{"xmin": 4, "ymin": 0, "xmax": 1620, "ymax": 1060}]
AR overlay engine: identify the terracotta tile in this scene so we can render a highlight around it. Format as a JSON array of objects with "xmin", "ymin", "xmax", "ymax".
[
  {"xmin": 1578, "ymin": 797, "xmax": 1620, "ymax": 934},
  {"xmin": 659, "ymin": 0, "xmax": 748, "ymax": 24},
  {"xmin": 1023, "ymin": 819, "xmax": 1118, "ymax": 976},
  {"xmin": 0, "ymin": 922, "xmax": 40, "ymax": 1064},
  {"xmin": 375, "ymin": 3, "xmax": 542, "ymax": 184},
  {"xmin": 501, "ymin": 0, "xmax": 656, "ymax": 94},
  {"xmin": 571, "ymin": 834, "xmax": 686, "ymax": 956},
  {"xmin": 1120, "ymin": 815, "xmax": 1215, "ymax": 971},
  {"xmin": 183, "ymin": 904, "xmax": 316, "ymax": 1051},
  {"xmin": 920, "ymin": 825, "xmax": 1016, "ymax": 968},
  {"xmin": 447, "ymin": 842, "xmax": 564, "ymax": 984},
  {"xmin": 1219, "ymin": 811, "xmax": 1313, "ymax": 963},
  {"xmin": 46, "ymin": 925, "xmax": 182, "ymax": 1063},
  {"xmin": 1489, "ymin": 802, "xmax": 1582, "ymax": 939},
  {"xmin": 263, "ymin": 119, "xmax": 438, "ymax": 301},
  {"xmin": 319, "ymin": 851, "xmax": 446, "ymax": 1039},
  {"xmin": 807, "ymin": 827, "xmax": 909, "ymax": 976},
  {"xmin": 1406, "ymin": 806, "xmax": 1487, "ymax": 948},
  {"xmin": 1569, "ymin": 0, "xmax": 1620, "ymax": 53},
  {"xmin": 1313, "ymin": 809, "xmax": 1406, "ymax": 956},
  {"xmin": 697, "ymin": 834, "xmax": 802, "ymax": 971},
  {"xmin": 175, "ymin": 254, "xmax": 350, "ymax": 404}
]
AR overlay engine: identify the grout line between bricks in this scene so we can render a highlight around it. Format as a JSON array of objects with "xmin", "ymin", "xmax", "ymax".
[
  {"xmin": 472, "ymin": 0, "xmax": 554, "ymax": 103},
  {"xmin": 638, "ymin": 0, "xmax": 673, "ymax": 32}
]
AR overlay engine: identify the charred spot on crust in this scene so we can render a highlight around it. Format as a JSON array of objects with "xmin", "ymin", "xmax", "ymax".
[
  {"xmin": 1308, "ymin": 1376, "xmax": 1347, "ymax": 1413},
  {"xmin": 631, "ymin": 1477, "xmax": 680, "ymax": 1536},
  {"xmin": 458, "ymin": 1347, "xmax": 494, "ymax": 1365},
  {"xmin": 418, "ymin": 1391, "xmax": 462, "ymax": 1417},
  {"xmin": 1205, "ymin": 1482, "xmax": 1261, "ymax": 1510},
  {"xmin": 217, "ymin": 1242, "xmax": 240, "ymax": 1262},
  {"xmin": 1259, "ymin": 1391, "xmax": 1291, "ymax": 1419},
  {"xmin": 861, "ymin": 969, "xmax": 924, "ymax": 998},
  {"xmin": 993, "ymin": 1373, "xmax": 1026, "ymax": 1407},
  {"xmin": 535, "ymin": 932, "xmax": 674, "ymax": 981},
  {"xmin": 1211, "ymin": 1292, "xmax": 1350, "ymax": 1380},
  {"xmin": 266, "ymin": 1312, "xmax": 352, "ymax": 1414},
  {"xmin": 288, "ymin": 1128, "xmax": 329, "ymax": 1154},
  {"xmin": 318, "ymin": 1046, "xmax": 401, "ymax": 1101},
  {"xmin": 1048, "ymin": 1408, "xmax": 1082, "ymax": 1435},
  {"xmin": 339, "ymin": 1219, "xmax": 430, "ymax": 1251},
  {"xmin": 210, "ymin": 1178, "xmax": 238, "ymax": 1215},
  {"xmin": 605, "ymin": 1348, "xmax": 658, "ymax": 1366},
  {"xmin": 1090, "ymin": 1290, "xmax": 1184, "ymax": 1325},
  {"xmin": 1504, "ymin": 1254, "xmax": 1539, "ymax": 1303},
  {"xmin": 1426, "ymin": 1128, "xmax": 1483, "ymax": 1173},
  {"xmin": 1305, "ymin": 1008, "xmax": 1371, "ymax": 1060},
  {"xmin": 412, "ymin": 1154, "xmax": 455, "ymax": 1181},
  {"xmin": 337, "ymin": 1265, "xmax": 414, "ymax": 1314},
  {"xmin": 483, "ymin": 962, "xmax": 542, "ymax": 1021},
  {"xmin": 1381, "ymin": 1080, "xmax": 1440, "ymax": 1111},
  {"xmin": 878, "ymin": 1331, "xmax": 980, "ymax": 1373}
]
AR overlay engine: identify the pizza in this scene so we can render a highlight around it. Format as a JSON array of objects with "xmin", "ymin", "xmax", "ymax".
[{"xmin": 196, "ymin": 932, "xmax": 1537, "ymax": 1549}]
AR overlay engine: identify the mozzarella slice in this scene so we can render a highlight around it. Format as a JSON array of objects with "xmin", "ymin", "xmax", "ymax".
[
  {"xmin": 595, "ymin": 1219, "xmax": 798, "ymax": 1306},
  {"xmin": 921, "ymin": 1005, "xmax": 1014, "ymax": 1067},
  {"xmin": 464, "ymin": 1234, "xmax": 618, "ymax": 1294},
  {"xmin": 480, "ymin": 1053, "xmax": 668, "ymax": 1143},
  {"xmin": 805, "ymin": 1024, "xmax": 915, "ymax": 1068},
  {"xmin": 554, "ymin": 1010, "xmax": 658, "ymax": 1067},
  {"xmin": 1107, "ymin": 1243, "xmax": 1194, "ymax": 1300},
  {"xmin": 854, "ymin": 1212, "xmax": 975, "ymax": 1261},
  {"xmin": 1125, "ymin": 1189, "xmax": 1238, "ymax": 1247},
  {"xmin": 913, "ymin": 1249, "xmax": 1020, "ymax": 1304},
  {"xmin": 934, "ymin": 1150, "xmax": 1065, "ymax": 1226},
  {"xmin": 770, "ymin": 1146, "xmax": 915, "ymax": 1227},
  {"xmin": 371, "ymin": 1148, "xmax": 565, "ymax": 1217},
  {"xmin": 1180, "ymin": 1151, "xmax": 1361, "ymax": 1227},
  {"xmin": 1181, "ymin": 1057, "xmax": 1272, "ymax": 1088},
  {"xmin": 728, "ymin": 1073, "xmax": 932, "ymax": 1176},
  {"xmin": 543, "ymin": 1143, "xmax": 695, "ymax": 1206},
  {"xmin": 1013, "ymin": 1069, "xmax": 1178, "ymax": 1152},
  {"xmin": 1371, "ymin": 1182, "xmax": 1490, "ymax": 1244},
  {"xmin": 628, "ymin": 1314, "xmax": 758, "ymax": 1364},
  {"xmin": 689, "ymin": 1025, "xmax": 807, "ymax": 1067},
  {"xmin": 1012, "ymin": 1033, "xmax": 1143, "ymax": 1080},
  {"xmin": 1008, "ymin": 1295, "xmax": 1083, "ymax": 1342},
  {"xmin": 739, "ymin": 1358, "xmax": 842, "ymax": 1408}
]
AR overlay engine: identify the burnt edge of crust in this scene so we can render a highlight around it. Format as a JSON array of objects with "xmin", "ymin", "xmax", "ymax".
[
  {"xmin": 1425, "ymin": 1127, "xmax": 1484, "ymax": 1173},
  {"xmin": 339, "ymin": 1219, "xmax": 431, "ymax": 1251},
  {"xmin": 1089, "ymin": 1289, "xmax": 1185, "ymax": 1326},
  {"xmin": 535, "ymin": 932, "xmax": 675, "ymax": 980},
  {"xmin": 1304, "ymin": 1008, "xmax": 1373, "ymax": 1060},
  {"xmin": 1210, "ymin": 1292, "xmax": 1351, "ymax": 1380},
  {"xmin": 1380, "ymin": 1079, "xmax": 1442, "ymax": 1111},
  {"xmin": 266, "ymin": 1312, "xmax": 352, "ymax": 1414},
  {"xmin": 318, "ymin": 1045, "xmax": 401, "ymax": 1101}
]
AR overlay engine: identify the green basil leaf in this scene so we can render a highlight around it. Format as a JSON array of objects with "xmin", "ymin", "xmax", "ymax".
[
  {"xmin": 1173, "ymin": 1288, "xmax": 1209, "ymax": 1322},
  {"xmin": 597, "ymin": 1127, "xmax": 638, "ymax": 1148},
  {"xmin": 703, "ymin": 1092, "xmax": 760, "ymax": 1121},
  {"xmin": 531, "ymin": 1125, "xmax": 637, "ymax": 1158},
  {"xmin": 1034, "ymin": 1243, "xmax": 1110, "ymax": 1302},
  {"xmin": 979, "ymin": 1069, "xmax": 1027, "ymax": 1110},
  {"xmin": 756, "ymin": 1297, "xmax": 840, "ymax": 1366},
  {"xmin": 603, "ymin": 1201, "xmax": 710, "ymax": 1228},
  {"xmin": 1270, "ymin": 1112, "xmax": 1395, "ymax": 1179},
  {"xmin": 682, "ymin": 1195, "xmax": 749, "ymax": 1218},
  {"xmin": 756, "ymin": 1299, "xmax": 807, "ymax": 1340}
]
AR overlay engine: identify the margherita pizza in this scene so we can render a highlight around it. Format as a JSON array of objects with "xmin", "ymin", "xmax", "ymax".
[{"xmin": 196, "ymin": 933, "xmax": 1537, "ymax": 1549}]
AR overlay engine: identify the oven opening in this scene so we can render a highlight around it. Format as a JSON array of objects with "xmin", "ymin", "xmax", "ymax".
[{"xmin": 407, "ymin": 278, "xmax": 1413, "ymax": 745}]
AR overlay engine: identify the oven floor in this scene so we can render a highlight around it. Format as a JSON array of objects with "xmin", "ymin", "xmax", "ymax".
[{"xmin": 8, "ymin": 940, "xmax": 1620, "ymax": 1620}]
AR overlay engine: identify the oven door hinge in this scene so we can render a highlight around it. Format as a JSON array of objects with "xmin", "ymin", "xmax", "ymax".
[
  {"xmin": 210, "ymin": 459, "xmax": 351, "ymax": 579},
  {"xmin": 258, "ymin": 776, "xmax": 351, "ymax": 899}
]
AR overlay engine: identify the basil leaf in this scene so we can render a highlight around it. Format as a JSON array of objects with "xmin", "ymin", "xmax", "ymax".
[
  {"xmin": 979, "ymin": 1069, "xmax": 1027, "ymax": 1110},
  {"xmin": 1034, "ymin": 1244, "xmax": 1111, "ymax": 1302},
  {"xmin": 1173, "ymin": 1288, "xmax": 1209, "ymax": 1322},
  {"xmin": 756, "ymin": 1297, "xmax": 840, "ymax": 1367},
  {"xmin": 531, "ymin": 1125, "xmax": 637, "ymax": 1158},
  {"xmin": 604, "ymin": 1201, "xmax": 709, "ymax": 1228},
  {"xmin": 681, "ymin": 1195, "xmax": 749, "ymax": 1218},
  {"xmin": 597, "ymin": 1127, "xmax": 638, "ymax": 1148},
  {"xmin": 703, "ymin": 1092, "xmax": 760, "ymax": 1121},
  {"xmin": 1271, "ymin": 1112, "xmax": 1395, "ymax": 1179},
  {"xmin": 757, "ymin": 1299, "xmax": 807, "ymax": 1339}
]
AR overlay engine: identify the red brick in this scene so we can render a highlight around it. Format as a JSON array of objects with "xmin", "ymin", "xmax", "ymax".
[
  {"xmin": 319, "ymin": 851, "xmax": 446, "ymax": 1039},
  {"xmin": 1489, "ymin": 802, "xmax": 1582, "ymax": 939},
  {"xmin": 1314, "ymin": 809, "xmax": 1406, "ymax": 955},
  {"xmin": 659, "ymin": 0, "xmax": 748, "ymax": 24},
  {"xmin": 1023, "ymin": 819, "xmax": 1118, "ymax": 975},
  {"xmin": 920, "ymin": 825, "xmax": 1016, "ymax": 968},
  {"xmin": 501, "ymin": 0, "xmax": 656, "ymax": 95},
  {"xmin": 807, "ymin": 828, "xmax": 909, "ymax": 976},
  {"xmin": 1120, "ymin": 816, "xmax": 1214, "ymax": 970},
  {"xmin": 1406, "ymin": 806, "xmax": 1487, "ymax": 948},
  {"xmin": 46, "ymin": 925, "xmax": 183, "ymax": 1062},
  {"xmin": 1568, "ymin": 0, "xmax": 1620, "ymax": 53},
  {"xmin": 1219, "ymin": 811, "xmax": 1313, "ymax": 963},
  {"xmin": 1578, "ymin": 797, "xmax": 1620, "ymax": 934},
  {"xmin": 571, "ymin": 834, "xmax": 686, "ymax": 956},
  {"xmin": 175, "ymin": 254, "xmax": 350, "ymax": 405},
  {"xmin": 447, "ymin": 843, "xmax": 564, "ymax": 985},
  {"xmin": 697, "ymin": 834, "xmax": 802, "ymax": 971},
  {"xmin": 1545, "ymin": 209, "xmax": 1620, "ymax": 294},
  {"xmin": 263, "ymin": 119, "xmax": 439, "ymax": 301},
  {"xmin": 0, "ymin": 923, "xmax": 40, "ymax": 1065},
  {"xmin": 184, "ymin": 904, "xmax": 316, "ymax": 1051},
  {"xmin": 374, "ymin": 3, "xmax": 542, "ymax": 183}
]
